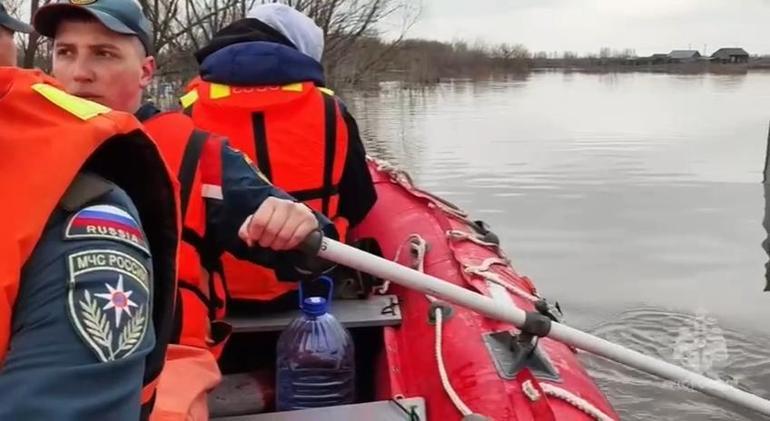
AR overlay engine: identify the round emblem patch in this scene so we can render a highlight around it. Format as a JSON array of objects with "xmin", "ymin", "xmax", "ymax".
[{"xmin": 67, "ymin": 249, "xmax": 150, "ymax": 362}]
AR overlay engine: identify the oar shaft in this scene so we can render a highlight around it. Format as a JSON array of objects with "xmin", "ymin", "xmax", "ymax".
[{"xmin": 315, "ymin": 236, "xmax": 770, "ymax": 417}]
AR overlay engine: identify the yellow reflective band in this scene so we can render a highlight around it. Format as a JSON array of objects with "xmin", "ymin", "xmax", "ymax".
[
  {"xmin": 180, "ymin": 89, "xmax": 199, "ymax": 108},
  {"xmin": 281, "ymin": 83, "xmax": 304, "ymax": 92},
  {"xmin": 318, "ymin": 87, "xmax": 335, "ymax": 96},
  {"xmin": 31, "ymin": 83, "xmax": 110, "ymax": 120},
  {"xmin": 209, "ymin": 83, "xmax": 231, "ymax": 99}
]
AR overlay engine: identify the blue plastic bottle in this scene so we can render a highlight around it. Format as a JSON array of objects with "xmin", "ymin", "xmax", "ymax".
[{"xmin": 275, "ymin": 277, "xmax": 356, "ymax": 410}]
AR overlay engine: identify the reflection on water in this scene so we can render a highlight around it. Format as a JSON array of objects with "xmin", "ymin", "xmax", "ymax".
[{"xmin": 343, "ymin": 71, "xmax": 770, "ymax": 420}]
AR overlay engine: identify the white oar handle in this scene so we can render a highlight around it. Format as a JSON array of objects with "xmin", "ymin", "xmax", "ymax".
[{"xmin": 301, "ymin": 232, "xmax": 770, "ymax": 417}]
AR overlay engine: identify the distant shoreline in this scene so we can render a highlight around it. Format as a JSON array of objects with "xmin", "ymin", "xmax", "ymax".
[{"xmin": 529, "ymin": 61, "xmax": 769, "ymax": 74}]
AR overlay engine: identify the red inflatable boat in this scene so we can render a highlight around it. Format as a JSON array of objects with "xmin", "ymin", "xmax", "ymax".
[
  {"xmin": 213, "ymin": 159, "xmax": 619, "ymax": 421},
  {"xmin": 348, "ymin": 159, "xmax": 619, "ymax": 421}
]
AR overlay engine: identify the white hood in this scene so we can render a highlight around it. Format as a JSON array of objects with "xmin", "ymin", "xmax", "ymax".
[{"xmin": 247, "ymin": 3, "xmax": 324, "ymax": 62}]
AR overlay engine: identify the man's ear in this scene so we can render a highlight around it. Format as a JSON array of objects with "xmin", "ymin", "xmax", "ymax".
[{"xmin": 139, "ymin": 55, "xmax": 156, "ymax": 89}]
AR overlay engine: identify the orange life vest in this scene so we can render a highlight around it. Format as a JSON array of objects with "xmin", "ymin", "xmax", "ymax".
[
  {"xmin": 0, "ymin": 68, "xmax": 180, "ymax": 419},
  {"xmin": 182, "ymin": 78, "xmax": 349, "ymax": 301},
  {"xmin": 143, "ymin": 112, "xmax": 229, "ymax": 356}
]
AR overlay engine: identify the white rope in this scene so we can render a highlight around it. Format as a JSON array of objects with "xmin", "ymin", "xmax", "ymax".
[
  {"xmin": 434, "ymin": 307, "xmax": 473, "ymax": 417},
  {"xmin": 465, "ymin": 257, "xmax": 511, "ymax": 272},
  {"xmin": 372, "ymin": 157, "xmax": 473, "ymax": 223},
  {"xmin": 540, "ymin": 383, "xmax": 615, "ymax": 421},
  {"xmin": 463, "ymin": 258, "xmax": 540, "ymax": 303},
  {"xmin": 396, "ymin": 232, "xmax": 474, "ymax": 417},
  {"xmin": 376, "ymin": 234, "xmax": 427, "ymax": 295},
  {"xmin": 447, "ymin": 229, "xmax": 502, "ymax": 250}
]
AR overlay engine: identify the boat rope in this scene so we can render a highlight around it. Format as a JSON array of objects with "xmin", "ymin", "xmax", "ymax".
[
  {"xmin": 377, "ymin": 234, "xmax": 427, "ymax": 295},
  {"xmin": 397, "ymin": 233, "xmax": 475, "ymax": 417},
  {"xmin": 462, "ymin": 258, "xmax": 540, "ymax": 303},
  {"xmin": 447, "ymin": 229, "xmax": 505, "ymax": 253},
  {"xmin": 373, "ymin": 158, "xmax": 476, "ymax": 224},
  {"xmin": 539, "ymin": 383, "xmax": 614, "ymax": 421},
  {"xmin": 434, "ymin": 307, "xmax": 474, "ymax": 417}
]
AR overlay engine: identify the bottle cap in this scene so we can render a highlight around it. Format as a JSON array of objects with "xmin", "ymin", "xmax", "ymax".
[{"xmin": 301, "ymin": 296, "xmax": 328, "ymax": 317}]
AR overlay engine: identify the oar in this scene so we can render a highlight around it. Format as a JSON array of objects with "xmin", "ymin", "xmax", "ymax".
[{"xmin": 301, "ymin": 232, "xmax": 770, "ymax": 417}]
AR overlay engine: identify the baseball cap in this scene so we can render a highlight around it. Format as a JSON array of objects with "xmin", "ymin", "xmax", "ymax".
[
  {"xmin": 33, "ymin": 0, "xmax": 152, "ymax": 54},
  {"xmin": 0, "ymin": 3, "xmax": 34, "ymax": 33}
]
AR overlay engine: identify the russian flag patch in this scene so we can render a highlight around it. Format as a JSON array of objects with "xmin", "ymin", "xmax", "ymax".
[{"xmin": 65, "ymin": 205, "xmax": 149, "ymax": 254}]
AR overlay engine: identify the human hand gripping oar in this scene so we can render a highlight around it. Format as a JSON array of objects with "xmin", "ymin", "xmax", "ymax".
[{"xmin": 298, "ymin": 230, "xmax": 770, "ymax": 418}]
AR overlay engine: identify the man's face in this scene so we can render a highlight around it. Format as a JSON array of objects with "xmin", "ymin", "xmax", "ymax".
[
  {"xmin": 0, "ymin": 26, "xmax": 16, "ymax": 67},
  {"xmin": 52, "ymin": 19, "xmax": 155, "ymax": 112}
]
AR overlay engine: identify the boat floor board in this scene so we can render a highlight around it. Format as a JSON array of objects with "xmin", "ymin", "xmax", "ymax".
[
  {"xmin": 211, "ymin": 397, "xmax": 426, "ymax": 421},
  {"xmin": 226, "ymin": 295, "xmax": 402, "ymax": 333}
]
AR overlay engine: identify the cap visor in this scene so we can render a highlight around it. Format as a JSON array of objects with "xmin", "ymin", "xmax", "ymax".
[
  {"xmin": 33, "ymin": 4, "xmax": 137, "ymax": 38},
  {"xmin": 0, "ymin": 15, "xmax": 34, "ymax": 34}
]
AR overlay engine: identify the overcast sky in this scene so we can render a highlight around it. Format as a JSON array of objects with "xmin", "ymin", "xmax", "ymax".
[{"xmin": 392, "ymin": 0, "xmax": 770, "ymax": 56}]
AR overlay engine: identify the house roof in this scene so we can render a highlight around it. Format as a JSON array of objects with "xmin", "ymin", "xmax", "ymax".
[
  {"xmin": 711, "ymin": 48, "xmax": 749, "ymax": 58},
  {"xmin": 669, "ymin": 50, "xmax": 701, "ymax": 59}
]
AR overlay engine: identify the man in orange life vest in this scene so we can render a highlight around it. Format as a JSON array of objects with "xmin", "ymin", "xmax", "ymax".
[
  {"xmin": 186, "ymin": 3, "xmax": 377, "ymax": 303},
  {"xmin": 0, "ymin": 67, "xmax": 179, "ymax": 420},
  {"xmin": 32, "ymin": 0, "xmax": 339, "ymax": 419},
  {"xmin": 0, "ymin": 2, "xmax": 33, "ymax": 66}
]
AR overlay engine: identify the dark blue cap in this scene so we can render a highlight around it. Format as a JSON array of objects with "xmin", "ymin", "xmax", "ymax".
[
  {"xmin": 0, "ymin": 3, "xmax": 33, "ymax": 33},
  {"xmin": 301, "ymin": 296, "xmax": 329, "ymax": 317},
  {"xmin": 33, "ymin": 0, "xmax": 153, "ymax": 54}
]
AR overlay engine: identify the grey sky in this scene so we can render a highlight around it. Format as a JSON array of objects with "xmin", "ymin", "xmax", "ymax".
[{"xmin": 394, "ymin": 0, "xmax": 770, "ymax": 56}]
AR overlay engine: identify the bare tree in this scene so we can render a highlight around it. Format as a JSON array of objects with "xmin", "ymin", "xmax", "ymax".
[
  {"xmin": 14, "ymin": 0, "xmax": 422, "ymax": 93},
  {"xmin": 494, "ymin": 43, "xmax": 529, "ymax": 60},
  {"xmin": 8, "ymin": 0, "xmax": 53, "ymax": 68},
  {"xmin": 139, "ymin": 0, "xmax": 420, "ymax": 86}
]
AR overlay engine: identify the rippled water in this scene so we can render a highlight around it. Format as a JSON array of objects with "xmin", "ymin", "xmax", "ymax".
[{"xmin": 344, "ymin": 71, "xmax": 770, "ymax": 420}]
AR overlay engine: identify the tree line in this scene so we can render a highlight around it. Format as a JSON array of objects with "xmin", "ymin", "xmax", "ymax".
[{"xmin": 10, "ymin": 0, "xmax": 762, "ymax": 98}]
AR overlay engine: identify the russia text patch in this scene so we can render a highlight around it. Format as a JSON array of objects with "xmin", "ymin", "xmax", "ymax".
[{"xmin": 65, "ymin": 204, "xmax": 149, "ymax": 254}]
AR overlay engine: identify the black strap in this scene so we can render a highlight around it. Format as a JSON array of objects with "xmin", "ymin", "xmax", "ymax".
[
  {"xmin": 170, "ymin": 288, "xmax": 184, "ymax": 344},
  {"xmin": 182, "ymin": 227, "xmax": 225, "ymax": 318},
  {"xmin": 251, "ymin": 112, "xmax": 272, "ymax": 181},
  {"xmin": 140, "ymin": 392, "xmax": 158, "ymax": 421},
  {"xmin": 183, "ymin": 104, "xmax": 193, "ymax": 117},
  {"xmin": 321, "ymin": 94, "xmax": 337, "ymax": 215},
  {"xmin": 288, "ymin": 185, "xmax": 339, "ymax": 202},
  {"xmin": 178, "ymin": 131, "xmax": 227, "ymax": 322},
  {"xmin": 178, "ymin": 130, "xmax": 207, "ymax": 218},
  {"xmin": 178, "ymin": 282, "xmax": 213, "ymax": 309}
]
